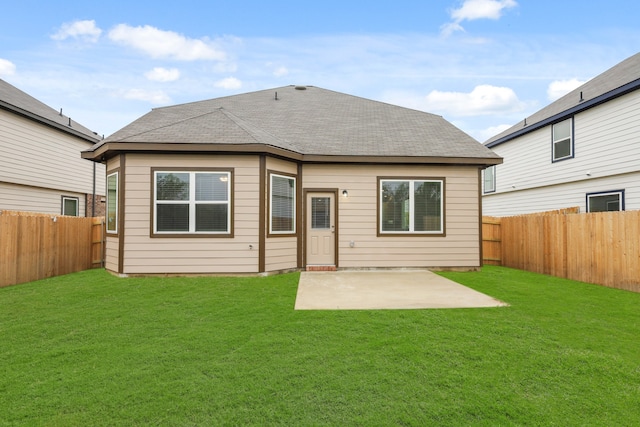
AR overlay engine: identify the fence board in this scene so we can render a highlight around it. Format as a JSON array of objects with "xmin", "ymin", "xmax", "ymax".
[
  {"xmin": 483, "ymin": 209, "xmax": 640, "ymax": 293},
  {"xmin": 0, "ymin": 211, "xmax": 105, "ymax": 287},
  {"xmin": 481, "ymin": 216, "xmax": 502, "ymax": 265}
]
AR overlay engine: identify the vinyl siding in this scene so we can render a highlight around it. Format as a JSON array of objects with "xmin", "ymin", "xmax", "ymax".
[
  {"xmin": 303, "ymin": 164, "xmax": 481, "ymax": 269},
  {"xmin": 483, "ymin": 171, "xmax": 640, "ymax": 216},
  {"xmin": 120, "ymin": 154, "xmax": 260, "ymax": 274},
  {"xmin": 0, "ymin": 109, "xmax": 105, "ymax": 197},
  {"xmin": 484, "ymin": 90, "xmax": 640, "ymax": 216},
  {"xmin": 104, "ymin": 236, "xmax": 119, "ymax": 272},
  {"xmin": 0, "ymin": 181, "xmax": 86, "ymax": 216},
  {"xmin": 265, "ymin": 157, "xmax": 299, "ymax": 272}
]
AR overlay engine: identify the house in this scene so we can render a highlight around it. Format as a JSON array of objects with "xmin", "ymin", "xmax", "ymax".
[
  {"xmin": 0, "ymin": 78, "xmax": 105, "ymax": 216},
  {"xmin": 82, "ymin": 85, "xmax": 502, "ymax": 275},
  {"xmin": 483, "ymin": 52, "xmax": 640, "ymax": 216}
]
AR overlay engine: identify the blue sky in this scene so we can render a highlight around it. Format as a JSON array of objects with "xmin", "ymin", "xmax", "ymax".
[{"xmin": 1, "ymin": 0, "xmax": 639, "ymax": 142}]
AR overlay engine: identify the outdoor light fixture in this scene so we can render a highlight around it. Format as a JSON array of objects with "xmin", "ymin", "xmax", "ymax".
[{"xmin": 342, "ymin": 190, "xmax": 348, "ymax": 197}]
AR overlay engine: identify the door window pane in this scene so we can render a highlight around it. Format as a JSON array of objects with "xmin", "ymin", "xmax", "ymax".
[{"xmin": 311, "ymin": 197, "xmax": 331, "ymax": 229}]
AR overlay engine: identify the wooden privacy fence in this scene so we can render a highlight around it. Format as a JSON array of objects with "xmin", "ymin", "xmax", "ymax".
[
  {"xmin": 482, "ymin": 209, "xmax": 640, "ymax": 293},
  {"xmin": 0, "ymin": 211, "xmax": 104, "ymax": 287}
]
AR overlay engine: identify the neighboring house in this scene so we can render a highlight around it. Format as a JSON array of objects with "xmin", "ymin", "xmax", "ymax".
[
  {"xmin": 483, "ymin": 52, "xmax": 640, "ymax": 216},
  {"xmin": 0, "ymin": 79, "xmax": 105, "ymax": 216},
  {"xmin": 82, "ymin": 85, "xmax": 502, "ymax": 275}
]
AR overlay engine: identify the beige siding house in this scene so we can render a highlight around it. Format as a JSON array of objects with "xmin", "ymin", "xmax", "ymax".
[
  {"xmin": 0, "ymin": 79, "xmax": 105, "ymax": 216},
  {"xmin": 483, "ymin": 52, "xmax": 640, "ymax": 216},
  {"xmin": 83, "ymin": 86, "xmax": 502, "ymax": 275}
]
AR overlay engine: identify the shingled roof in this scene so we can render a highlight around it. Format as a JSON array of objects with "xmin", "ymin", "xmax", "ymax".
[
  {"xmin": 83, "ymin": 85, "xmax": 501, "ymax": 165},
  {"xmin": 486, "ymin": 52, "xmax": 640, "ymax": 147},
  {"xmin": 0, "ymin": 78, "xmax": 100, "ymax": 143}
]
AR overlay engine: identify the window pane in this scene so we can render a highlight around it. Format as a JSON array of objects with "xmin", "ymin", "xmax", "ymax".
[
  {"xmin": 554, "ymin": 139, "xmax": 571, "ymax": 159},
  {"xmin": 63, "ymin": 198, "xmax": 78, "ymax": 216},
  {"xmin": 271, "ymin": 175, "xmax": 295, "ymax": 232},
  {"xmin": 157, "ymin": 204, "xmax": 189, "ymax": 232},
  {"xmin": 311, "ymin": 197, "xmax": 331, "ymax": 229},
  {"xmin": 382, "ymin": 181, "xmax": 409, "ymax": 232},
  {"xmin": 157, "ymin": 173, "xmax": 189, "ymax": 201},
  {"xmin": 589, "ymin": 194, "xmax": 621, "ymax": 212},
  {"xmin": 107, "ymin": 174, "xmax": 117, "ymax": 232},
  {"xmin": 484, "ymin": 166, "xmax": 495, "ymax": 192},
  {"xmin": 553, "ymin": 119, "xmax": 570, "ymax": 141},
  {"xmin": 196, "ymin": 204, "xmax": 228, "ymax": 232},
  {"xmin": 414, "ymin": 181, "xmax": 442, "ymax": 232},
  {"xmin": 196, "ymin": 173, "xmax": 228, "ymax": 201}
]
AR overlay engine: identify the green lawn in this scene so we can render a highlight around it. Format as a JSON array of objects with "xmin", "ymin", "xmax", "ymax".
[{"xmin": 1, "ymin": 266, "xmax": 638, "ymax": 426}]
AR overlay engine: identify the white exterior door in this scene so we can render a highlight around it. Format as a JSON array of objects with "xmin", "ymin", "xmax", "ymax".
[{"xmin": 306, "ymin": 192, "xmax": 335, "ymax": 266}]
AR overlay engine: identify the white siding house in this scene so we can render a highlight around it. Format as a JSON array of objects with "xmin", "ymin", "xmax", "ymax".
[
  {"xmin": 0, "ymin": 79, "xmax": 105, "ymax": 216},
  {"xmin": 483, "ymin": 52, "xmax": 640, "ymax": 216}
]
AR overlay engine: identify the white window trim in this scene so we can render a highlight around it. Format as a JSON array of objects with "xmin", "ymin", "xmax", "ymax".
[
  {"xmin": 269, "ymin": 173, "xmax": 296, "ymax": 235},
  {"xmin": 586, "ymin": 190, "xmax": 624, "ymax": 213},
  {"xmin": 153, "ymin": 171, "xmax": 231, "ymax": 234},
  {"xmin": 552, "ymin": 118, "xmax": 573, "ymax": 162},
  {"xmin": 379, "ymin": 179, "xmax": 444, "ymax": 234},
  {"xmin": 62, "ymin": 196, "xmax": 79, "ymax": 216},
  {"xmin": 483, "ymin": 166, "xmax": 496, "ymax": 193},
  {"xmin": 106, "ymin": 172, "xmax": 118, "ymax": 233}
]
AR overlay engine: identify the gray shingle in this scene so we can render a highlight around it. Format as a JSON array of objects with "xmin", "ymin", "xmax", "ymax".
[
  {"xmin": 0, "ymin": 78, "xmax": 100, "ymax": 142},
  {"xmin": 486, "ymin": 52, "xmax": 640, "ymax": 146},
  {"xmin": 91, "ymin": 85, "xmax": 500, "ymax": 161}
]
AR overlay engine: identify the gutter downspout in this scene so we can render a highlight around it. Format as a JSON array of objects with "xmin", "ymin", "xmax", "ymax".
[{"xmin": 91, "ymin": 162, "xmax": 96, "ymax": 217}]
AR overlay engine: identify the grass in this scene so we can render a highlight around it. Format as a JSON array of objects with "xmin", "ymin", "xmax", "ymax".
[{"xmin": 1, "ymin": 266, "xmax": 639, "ymax": 426}]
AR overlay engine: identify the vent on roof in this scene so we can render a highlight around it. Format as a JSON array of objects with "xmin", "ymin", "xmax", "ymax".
[{"xmin": 294, "ymin": 85, "xmax": 307, "ymax": 90}]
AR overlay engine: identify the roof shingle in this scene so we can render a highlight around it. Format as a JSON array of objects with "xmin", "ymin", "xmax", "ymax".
[
  {"xmin": 0, "ymin": 78, "xmax": 100, "ymax": 143},
  {"xmin": 87, "ymin": 85, "xmax": 500, "ymax": 163}
]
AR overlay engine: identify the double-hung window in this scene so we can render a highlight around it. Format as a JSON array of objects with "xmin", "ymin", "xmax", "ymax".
[
  {"xmin": 154, "ymin": 170, "xmax": 231, "ymax": 235},
  {"xmin": 106, "ymin": 172, "xmax": 118, "ymax": 233},
  {"xmin": 269, "ymin": 173, "xmax": 296, "ymax": 234},
  {"xmin": 379, "ymin": 178, "xmax": 444, "ymax": 234},
  {"xmin": 552, "ymin": 118, "xmax": 573, "ymax": 161},
  {"xmin": 483, "ymin": 166, "xmax": 496, "ymax": 193}
]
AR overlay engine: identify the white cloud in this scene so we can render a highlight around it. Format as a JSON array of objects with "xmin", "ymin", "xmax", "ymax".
[
  {"xmin": 273, "ymin": 66, "xmax": 289, "ymax": 77},
  {"xmin": 108, "ymin": 24, "xmax": 226, "ymax": 61},
  {"xmin": 120, "ymin": 88, "xmax": 171, "ymax": 104},
  {"xmin": 214, "ymin": 77, "xmax": 242, "ymax": 90},
  {"xmin": 144, "ymin": 67, "xmax": 180, "ymax": 82},
  {"xmin": 547, "ymin": 78, "xmax": 586, "ymax": 101},
  {"xmin": 424, "ymin": 84, "xmax": 524, "ymax": 116},
  {"xmin": 442, "ymin": 0, "xmax": 517, "ymax": 36},
  {"xmin": 478, "ymin": 123, "xmax": 512, "ymax": 141},
  {"xmin": 0, "ymin": 58, "xmax": 16, "ymax": 76},
  {"xmin": 51, "ymin": 20, "xmax": 102, "ymax": 43}
]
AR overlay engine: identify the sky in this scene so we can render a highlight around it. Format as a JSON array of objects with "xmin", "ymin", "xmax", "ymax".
[{"xmin": 1, "ymin": 0, "xmax": 639, "ymax": 142}]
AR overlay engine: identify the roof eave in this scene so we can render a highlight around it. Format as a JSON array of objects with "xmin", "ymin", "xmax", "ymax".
[
  {"xmin": 82, "ymin": 141, "xmax": 503, "ymax": 166},
  {"xmin": 486, "ymin": 78, "xmax": 640, "ymax": 148},
  {"xmin": 0, "ymin": 100, "xmax": 100, "ymax": 144}
]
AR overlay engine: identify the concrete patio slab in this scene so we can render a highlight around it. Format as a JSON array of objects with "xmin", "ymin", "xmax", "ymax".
[{"xmin": 295, "ymin": 270, "xmax": 508, "ymax": 310}]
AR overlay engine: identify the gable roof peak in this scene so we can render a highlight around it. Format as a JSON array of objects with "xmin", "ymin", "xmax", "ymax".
[{"xmin": 485, "ymin": 51, "xmax": 640, "ymax": 147}]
